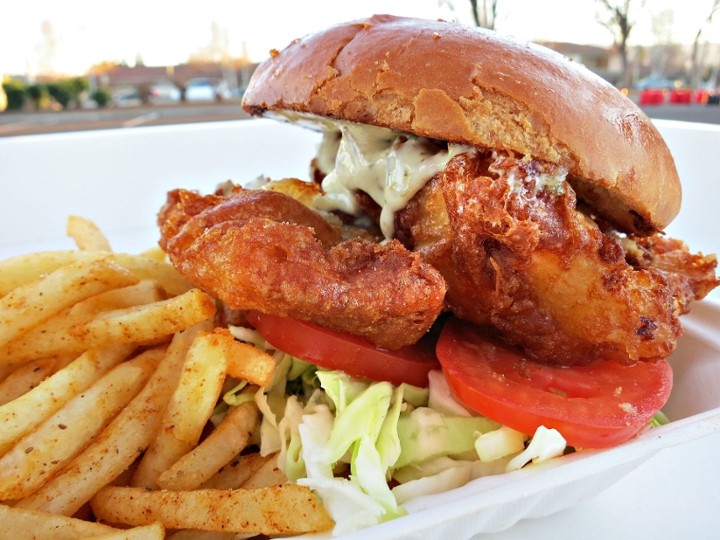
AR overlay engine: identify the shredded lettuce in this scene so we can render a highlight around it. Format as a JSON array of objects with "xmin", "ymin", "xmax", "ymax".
[
  {"xmin": 649, "ymin": 410, "xmax": 670, "ymax": 428},
  {"xmin": 392, "ymin": 462, "xmax": 474, "ymax": 505},
  {"xmin": 274, "ymin": 367, "xmax": 570, "ymax": 534},
  {"xmin": 427, "ymin": 370, "xmax": 472, "ymax": 416},
  {"xmin": 506, "ymin": 426, "xmax": 567, "ymax": 471},
  {"xmin": 475, "ymin": 426, "xmax": 528, "ymax": 462},
  {"xmin": 395, "ymin": 407, "xmax": 500, "ymax": 468},
  {"xmin": 227, "ymin": 326, "xmax": 574, "ymax": 535}
]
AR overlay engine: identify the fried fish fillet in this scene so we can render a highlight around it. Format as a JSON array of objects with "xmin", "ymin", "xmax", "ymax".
[
  {"xmin": 395, "ymin": 151, "xmax": 719, "ymax": 366},
  {"xmin": 158, "ymin": 187, "xmax": 446, "ymax": 349}
]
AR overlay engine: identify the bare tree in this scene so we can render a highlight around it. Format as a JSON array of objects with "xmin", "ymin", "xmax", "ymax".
[
  {"xmin": 648, "ymin": 9, "xmax": 675, "ymax": 77},
  {"xmin": 470, "ymin": 0, "xmax": 499, "ymax": 30},
  {"xmin": 35, "ymin": 20, "xmax": 58, "ymax": 76},
  {"xmin": 439, "ymin": 0, "xmax": 498, "ymax": 29},
  {"xmin": 595, "ymin": 0, "xmax": 637, "ymax": 88},
  {"xmin": 191, "ymin": 22, "xmax": 232, "ymax": 63},
  {"xmin": 690, "ymin": 0, "xmax": 720, "ymax": 88}
]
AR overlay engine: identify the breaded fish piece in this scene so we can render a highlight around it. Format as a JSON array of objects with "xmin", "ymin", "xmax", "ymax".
[
  {"xmin": 158, "ymin": 187, "xmax": 446, "ymax": 349},
  {"xmin": 396, "ymin": 152, "xmax": 719, "ymax": 366}
]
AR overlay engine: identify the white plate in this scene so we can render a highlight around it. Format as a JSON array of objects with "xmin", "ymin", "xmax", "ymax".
[{"xmin": 1, "ymin": 119, "xmax": 719, "ymax": 539}]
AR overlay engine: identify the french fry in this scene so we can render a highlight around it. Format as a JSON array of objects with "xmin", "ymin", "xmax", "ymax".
[
  {"xmin": 166, "ymin": 531, "xmax": 236, "ymax": 540},
  {"xmin": 15, "ymin": 323, "xmax": 209, "ymax": 516},
  {"xmin": 132, "ymin": 331, "xmax": 229, "ymax": 488},
  {"xmin": 0, "ymin": 363, "xmax": 15, "ymax": 382},
  {"xmin": 87, "ymin": 522, "xmax": 165, "ymax": 540},
  {"xmin": 0, "ymin": 251, "xmax": 81, "ymax": 295},
  {"xmin": 90, "ymin": 484, "xmax": 334, "ymax": 535},
  {"xmin": 1, "ymin": 281, "xmax": 166, "ymax": 368},
  {"xmin": 157, "ymin": 400, "xmax": 260, "ymax": 491},
  {"xmin": 224, "ymin": 336, "xmax": 277, "ymax": 387},
  {"xmin": 201, "ymin": 452, "xmax": 275, "ymax": 490},
  {"xmin": 0, "ymin": 257, "xmax": 137, "ymax": 353},
  {"xmin": 0, "ymin": 251, "xmax": 192, "ymax": 297},
  {"xmin": 66, "ymin": 215, "xmax": 112, "ymax": 252},
  {"xmin": 0, "ymin": 218, "xmax": 338, "ymax": 537},
  {"xmin": 111, "ymin": 253, "xmax": 195, "ymax": 296},
  {"xmin": 0, "ymin": 344, "xmax": 134, "ymax": 455},
  {"xmin": 139, "ymin": 246, "xmax": 168, "ymax": 262},
  {"xmin": 67, "ymin": 280, "xmax": 165, "ymax": 317},
  {"xmin": 0, "ymin": 357, "xmax": 64, "ymax": 406},
  {"xmin": 0, "ymin": 503, "xmax": 120, "ymax": 539},
  {"xmin": 0, "ymin": 288, "xmax": 216, "ymax": 363},
  {"xmin": 0, "ymin": 349, "xmax": 161, "ymax": 500},
  {"xmin": 240, "ymin": 454, "xmax": 287, "ymax": 489}
]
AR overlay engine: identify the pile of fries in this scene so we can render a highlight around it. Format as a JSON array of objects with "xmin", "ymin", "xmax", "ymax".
[{"xmin": 0, "ymin": 217, "xmax": 333, "ymax": 539}]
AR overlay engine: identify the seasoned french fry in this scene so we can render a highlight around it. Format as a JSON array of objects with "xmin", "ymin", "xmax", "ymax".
[
  {"xmin": 15, "ymin": 323, "xmax": 209, "ymax": 516},
  {"xmin": 0, "ymin": 257, "xmax": 137, "ymax": 353},
  {"xmin": 139, "ymin": 246, "xmax": 168, "ymax": 262},
  {"xmin": 0, "ymin": 251, "xmax": 192, "ymax": 297},
  {"xmin": 240, "ymin": 454, "xmax": 287, "ymax": 489},
  {"xmin": 0, "ymin": 502, "xmax": 119, "ymax": 539},
  {"xmin": 0, "ymin": 363, "xmax": 15, "ymax": 382},
  {"xmin": 132, "ymin": 331, "xmax": 229, "ymax": 488},
  {"xmin": 0, "ymin": 252, "xmax": 80, "ymax": 295},
  {"xmin": 0, "ymin": 349, "xmax": 161, "ymax": 500},
  {"xmin": 88, "ymin": 522, "xmax": 165, "ymax": 540},
  {"xmin": 0, "ymin": 288, "xmax": 216, "ymax": 363},
  {"xmin": 224, "ymin": 335, "xmax": 277, "ymax": 388},
  {"xmin": 166, "ymin": 531, "xmax": 236, "ymax": 540},
  {"xmin": 68, "ymin": 280, "xmax": 165, "ymax": 317},
  {"xmin": 0, "ymin": 344, "xmax": 134, "ymax": 455},
  {"xmin": 111, "ymin": 253, "xmax": 195, "ymax": 296},
  {"xmin": 157, "ymin": 401, "xmax": 260, "ymax": 491},
  {"xmin": 90, "ymin": 484, "xmax": 334, "ymax": 535},
  {"xmin": 201, "ymin": 452, "xmax": 275, "ymax": 490},
  {"xmin": 2, "ymin": 280, "xmax": 166, "ymax": 368},
  {"xmin": 0, "ymin": 217, "xmax": 338, "ymax": 537},
  {"xmin": 0, "ymin": 357, "xmax": 63, "ymax": 406},
  {"xmin": 66, "ymin": 215, "xmax": 112, "ymax": 252}
]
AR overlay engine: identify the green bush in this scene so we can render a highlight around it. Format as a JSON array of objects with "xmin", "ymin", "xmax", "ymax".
[
  {"xmin": 2, "ymin": 80, "xmax": 26, "ymax": 111},
  {"xmin": 90, "ymin": 87, "xmax": 112, "ymax": 108},
  {"xmin": 46, "ymin": 77, "xmax": 89, "ymax": 109},
  {"xmin": 46, "ymin": 81, "xmax": 73, "ymax": 109},
  {"xmin": 26, "ymin": 83, "xmax": 49, "ymax": 110},
  {"xmin": 68, "ymin": 76, "xmax": 89, "ymax": 96}
]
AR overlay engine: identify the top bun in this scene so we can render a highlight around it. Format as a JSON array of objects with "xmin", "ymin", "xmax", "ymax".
[{"xmin": 242, "ymin": 14, "xmax": 681, "ymax": 234}]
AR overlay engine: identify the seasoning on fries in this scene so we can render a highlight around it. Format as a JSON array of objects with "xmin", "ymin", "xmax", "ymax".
[{"xmin": 0, "ymin": 216, "xmax": 335, "ymax": 538}]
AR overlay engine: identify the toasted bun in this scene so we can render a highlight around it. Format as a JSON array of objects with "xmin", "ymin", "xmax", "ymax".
[{"xmin": 242, "ymin": 14, "xmax": 681, "ymax": 234}]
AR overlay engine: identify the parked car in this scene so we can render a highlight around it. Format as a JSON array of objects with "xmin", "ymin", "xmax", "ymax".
[
  {"xmin": 184, "ymin": 78, "xmax": 230, "ymax": 102},
  {"xmin": 634, "ymin": 76, "xmax": 681, "ymax": 91},
  {"xmin": 112, "ymin": 85, "xmax": 141, "ymax": 107},
  {"xmin": 149, "ymin": 81, "xmax": 181, "ymax": 104}
]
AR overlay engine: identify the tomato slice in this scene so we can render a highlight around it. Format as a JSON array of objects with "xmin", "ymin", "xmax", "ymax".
[
  {"xmin": 245, "ymin": 311, "xmax": 440, "ymax": 387},
  {"xmin": 436, "ymin": 317, "xmax": 673, "ymax": 448}
]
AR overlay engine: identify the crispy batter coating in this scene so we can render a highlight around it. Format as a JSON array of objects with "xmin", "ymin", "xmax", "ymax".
[
  {"xmin": 396, "ymin": 152, "xmax": 719, "ymax": 365},
  {"xmin": 624, "ymin": 234, "xmax": 719, "ymax": 314},
  {"xmin": 158, "ymin": 187, "xmax": 446, "ymax": 349}
]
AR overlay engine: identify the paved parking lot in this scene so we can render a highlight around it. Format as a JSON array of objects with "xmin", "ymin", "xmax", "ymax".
[
  {"xmin": 0, "ymin": 102, "xmax": 251, "ymax": 137},
  {"xmin": 639, "ymin": 103, "xmax": 720, "ymax": 124},
  {"xmin": 1, "ymin": 101, "xmax": 720, "ymax": 137}
]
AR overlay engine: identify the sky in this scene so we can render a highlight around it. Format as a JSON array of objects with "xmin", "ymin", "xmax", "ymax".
[{"xmin": 1, "ymin": 0, "xmax": 718, "ymax": 77}]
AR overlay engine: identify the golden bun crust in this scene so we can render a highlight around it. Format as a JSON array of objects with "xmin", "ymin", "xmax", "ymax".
[{"xmin": 242, "ymin": 14, "xmax": 681, "ymax": 233}]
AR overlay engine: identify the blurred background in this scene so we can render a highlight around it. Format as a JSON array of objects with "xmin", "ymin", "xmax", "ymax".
[{"xmin": 2, "ymin": 0, "xmax": 720, "ymax": 136}]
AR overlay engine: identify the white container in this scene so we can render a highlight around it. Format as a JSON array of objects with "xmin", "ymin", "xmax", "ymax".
[{"xmin": 1, "ymin": 119, "xmax": 719, "ymax": 539}]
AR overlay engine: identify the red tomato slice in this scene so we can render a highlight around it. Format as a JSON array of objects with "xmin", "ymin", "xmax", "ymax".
[
  {"xmin": 246, "ymin": 311, "xmax": 440, "ymax": 387},
  {"xmin": 436, "ymin": 317, "xmax": 673, "ymax": 448}
]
